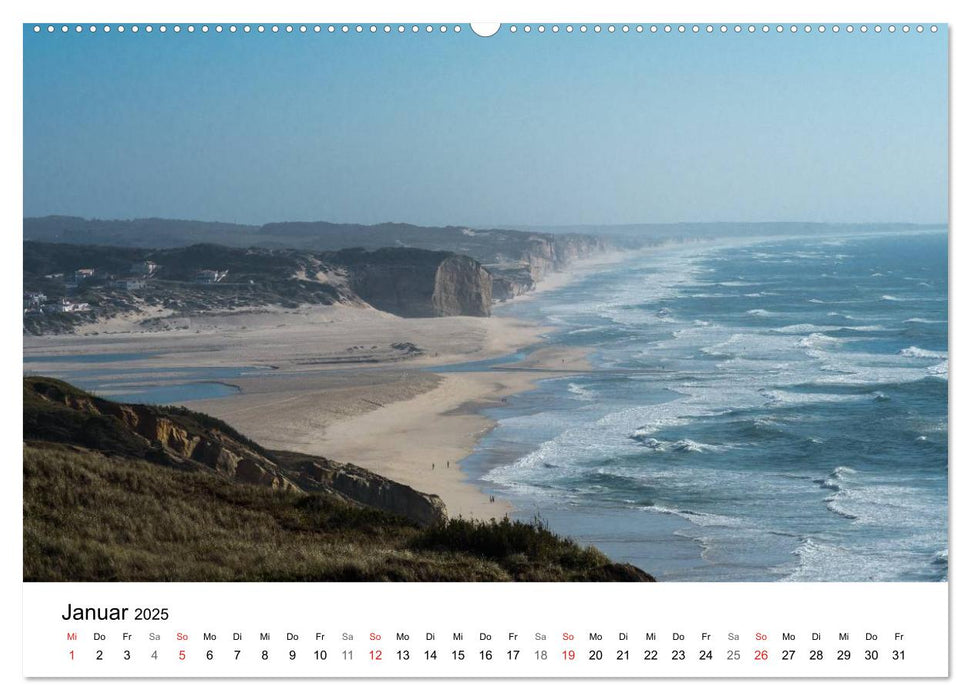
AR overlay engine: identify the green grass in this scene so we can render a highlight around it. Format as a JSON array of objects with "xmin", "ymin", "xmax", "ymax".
[{"xmin": 24, "ymin": 443, "xmax": 653, "ymax": 582}]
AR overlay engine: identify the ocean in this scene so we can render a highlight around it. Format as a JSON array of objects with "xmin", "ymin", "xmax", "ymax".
[{"xmin": 464, "ymin": 231, "xmax": 948, "ymax": 582}]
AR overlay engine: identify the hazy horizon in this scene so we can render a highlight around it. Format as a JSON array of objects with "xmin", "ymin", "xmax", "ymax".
[
  {"xmin": 24, "ymin": 212, "xmax": 947, "ymax": 229},
  {"xmin": 24, "ymin": 26, "xmax": 947, "ymax": 226}
]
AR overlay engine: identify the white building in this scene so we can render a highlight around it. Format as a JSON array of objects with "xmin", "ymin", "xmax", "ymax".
[{"xmin": 45, "ymin": 299, "xmax": 91, "ymax": 313}]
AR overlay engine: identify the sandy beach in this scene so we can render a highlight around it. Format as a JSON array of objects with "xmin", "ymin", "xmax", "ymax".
[
  {"xmin": 24, "ymin": 297, "xmax": 595, "ymax": 521},
  {"xmin": 189, "ymin": 343, "xmax": 590, "ymax": 520},
  {"xmin": 23, "ymin": 303, "xmax": 549, "ymax": 370}
]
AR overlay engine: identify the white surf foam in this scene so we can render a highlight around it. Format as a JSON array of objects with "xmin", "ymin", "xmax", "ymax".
[
  {"xmin": 899, "ymin": 346, "xmax": 947, "ymax": 359},
  {"xmin": 641, "ymin": 504, "xmax": 743, "ymax": 528},
  {"xmin": 567, "ymin": 382, "xmax": 596, "ymax": 401}
]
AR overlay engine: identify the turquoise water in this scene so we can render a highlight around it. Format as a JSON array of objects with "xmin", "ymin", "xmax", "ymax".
[
  {"xmin": 22, "ymin": 359, "xmax": 253, "ymax": 404},
  {"xmin": 467, "ymin": 231, "xmax": 948, "ymax": 582},
  {"xmin": 24, "ymin": 352, "xmax": 156, "ymax": 364},
  {"xmin": 423, "ymin": 350, "xmax": 529, "ymax": 373},
  {"xmin": 92, "ymin": 381, "xmax": 241, "ymax": 404}
]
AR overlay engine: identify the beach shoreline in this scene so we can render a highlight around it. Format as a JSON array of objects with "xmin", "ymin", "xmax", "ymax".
[{"xmin": 257, "ymin": 343, "xmax": 591, "ymax": 521}]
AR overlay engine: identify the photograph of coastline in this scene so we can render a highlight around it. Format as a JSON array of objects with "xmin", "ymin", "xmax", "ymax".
[{"xmin": 23, "ymin": 24, "xmax": 947, "ymax": 582}]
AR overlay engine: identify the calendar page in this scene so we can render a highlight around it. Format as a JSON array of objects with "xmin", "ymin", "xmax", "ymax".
[{"xmin": 17, "ymin": 1, "xmax": 952, "ymax": 688}]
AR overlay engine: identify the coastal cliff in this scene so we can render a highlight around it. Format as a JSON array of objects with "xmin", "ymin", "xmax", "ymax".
[
  {"xmin": 331, "ymin": 247, "xmax": 492, "ymax": 318},
  {"xmin": 285, "ymin": 454, "xmax": 448, "ymax": 527},
  {"xmin": 432, "ymin": 254, "xmax": 492, "ymax": 316},
  {"xmin": 487, "ymin": 233, "xmax": 610, "ymax": 301}
]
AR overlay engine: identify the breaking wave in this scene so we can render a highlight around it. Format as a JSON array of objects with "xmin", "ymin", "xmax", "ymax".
[{"xmin": 899, "ymin": 346, "xmax": 947, "ymax": 359}]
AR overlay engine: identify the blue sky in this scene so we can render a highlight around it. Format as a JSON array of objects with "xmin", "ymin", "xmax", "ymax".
[{"xmin": 23, "ymin": 26, "xmax": 947, "ymax": 226}]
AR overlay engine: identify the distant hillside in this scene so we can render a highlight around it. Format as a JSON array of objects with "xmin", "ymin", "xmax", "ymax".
[
  {"xmin": 23, "ymin": 377, "xmax": 655, "ymax": 582},
  {"xmin": 24, "ymin": 216, "xmax": 605, "ymax": 263},
  {"xmin": 23, "ymin": 241, "xmax": 492, "ymax": 333},
  {"xmin": 519, "ymin": 221, "xmax": 941, "ymax": 248},
  {"xmin": 24, "ymin": 216, "xmax": 610, "ymax": 301},
  {"xmin": 255, "ymin": 221, "xmax": 608, "ymax": 279},
  {"xmin": 24, "ymin": 216, "xmax": 259, "ymax": 247}
]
